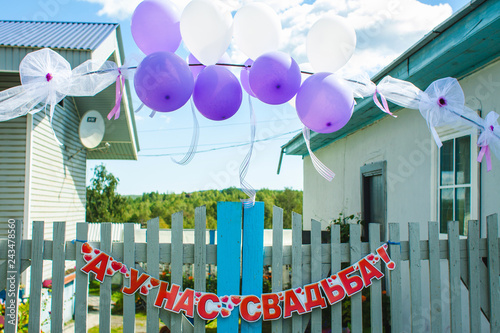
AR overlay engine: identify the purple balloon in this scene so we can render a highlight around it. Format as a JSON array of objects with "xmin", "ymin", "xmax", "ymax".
[
  {"xmin": 240, "ymin": 59, "xmax": 256, "ymax": 97},
  {"xmin": 188, "ymin": 53, "xmax": 205, "ymax": 80},
  {"xmin": 296, "ymin": 73, "xmax": 354, "ymax": 133},
  {"xmin": 134, "ymin": 52, "xmax": 194, "ymax": 112},
  {"xmin": 193, "ymin": 65, "xmax": 242, "ymax": 121},
  {"xmin": 249, "ymin": 51, "xmax": 301, "ymax": 105},
  {"xmin": 131, "ymin": 0, "xmax": 181, "ymax": 55}
]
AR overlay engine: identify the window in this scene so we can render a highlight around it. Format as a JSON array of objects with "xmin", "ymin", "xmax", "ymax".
[{"xmin": 438, "ymin": 135, "xmax": 471, "ymax": 235}]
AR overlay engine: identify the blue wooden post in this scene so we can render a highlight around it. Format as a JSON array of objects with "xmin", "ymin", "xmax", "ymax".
[
  {"xmin": 217, "ymin": 202, "xmax": 243, "ymax": 332},
  {"xmin": 241, "ymin": 202, "xmax": 265, "ymax": 333}
]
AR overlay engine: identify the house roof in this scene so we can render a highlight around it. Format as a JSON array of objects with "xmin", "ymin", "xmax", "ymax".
[
  {"xmin": 0, "ymin": 20, "xmax": 139, "ymax": 160},
  {"xmin": 0, "ymin": 20, "xmax": 118, "ymax": 50},
  {"xmin": 282, "ymin": 0, "xmax": 500, "ymax": 157}
]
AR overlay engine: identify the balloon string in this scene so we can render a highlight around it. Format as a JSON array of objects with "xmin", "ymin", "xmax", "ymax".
[
  {"xmin": 303, "ymin": 127, "xmax": 335, "ymax": 181},
  {"xmin": 240, "ymin": 94, "xmax": 257, "ymax": 208},
  {"xmin": 134, "ymin": 103, "xmax": 145, "ymax": 113},
  {"xmin": 85, "ymin": 64, "xmax": 317, "ymax": 76},
  {"xmin": 171, "ymin": 98, "xmax": 199, "ymax": 165}
]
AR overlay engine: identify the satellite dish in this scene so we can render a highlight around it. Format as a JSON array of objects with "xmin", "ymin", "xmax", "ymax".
[{"xmin": 79, "ymin": 110, "xmax": 105, "ymax": 149}]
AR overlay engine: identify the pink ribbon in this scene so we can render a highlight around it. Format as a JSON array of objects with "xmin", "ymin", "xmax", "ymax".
[
  {"xmin": 373, "ymin": 89, "xmax": 396, "ymax": 118},
  {"xmin": 477, "ymin": 145, "xmax": 492, "ymax": 172},
  {"xmin": 107, "ymin": 74, "xmax": 125, "ymax": 120}
]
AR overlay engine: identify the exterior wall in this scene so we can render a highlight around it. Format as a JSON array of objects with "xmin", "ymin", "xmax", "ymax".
[
  {"xmin": 303, "ymin": 107, "xmax": 432, "ymax": 238},
  {"xmin": 0, "ymin": 116, "xmax": 27, "ymax": 238},
  {"xmin": 29, "ymin": 97, "xmax": 86, "ymax": 279}
]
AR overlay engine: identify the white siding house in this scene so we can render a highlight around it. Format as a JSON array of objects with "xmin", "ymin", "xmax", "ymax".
[
  {"xmin": 0, "ymin": 21, "xmax": 140, "ymax": 283},
  {"xmin": 282, "ymin": 2, "xmax": 499, "ymax": 331}
]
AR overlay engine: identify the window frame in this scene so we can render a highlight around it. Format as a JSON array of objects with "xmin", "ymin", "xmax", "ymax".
[{"xmin": 432, "ymin": 124, "xmax": 479, "ymax": 235}]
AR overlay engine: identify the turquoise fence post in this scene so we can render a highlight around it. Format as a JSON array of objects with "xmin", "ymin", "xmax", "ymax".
[
  {"xmin": 241, "ymin": 202, "xmax": 265, "ymax": 333},
  {"xmin": 217, "ymin": 202, "xmax": 243, "ymax": 332}
]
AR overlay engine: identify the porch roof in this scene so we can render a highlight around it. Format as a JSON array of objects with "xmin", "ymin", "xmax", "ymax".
[{"xmin": 282, "ymin": 0, "xmax": 500, "ymax": 157}]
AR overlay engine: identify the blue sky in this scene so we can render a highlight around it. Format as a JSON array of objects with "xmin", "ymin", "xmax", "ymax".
[{"xmin": 1, "ymin": 0, "xmax": 469, "ymax": 195}]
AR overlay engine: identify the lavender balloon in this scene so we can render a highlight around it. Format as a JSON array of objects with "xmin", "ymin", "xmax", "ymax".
[
  {"xmin": 240, "ymin": 59, "xmax": 256, "ymax": 97},
  {"xmin": 193, "ymin": 65, "xmax": 242, "ymax": 121},
  {"xmin": 249, "ymin": 51, "xmax": 301, "ymax": 105},
  {"xmin": 134, "ymin": 52, "xmax": 194, "ymax": 112},
  {"xmin": 131, "ymin": 0, "xmax": 181, "ymax": 55},
  {"xmin": 296, "ymin": 73, "xmax": 354, "ymax": 133}
]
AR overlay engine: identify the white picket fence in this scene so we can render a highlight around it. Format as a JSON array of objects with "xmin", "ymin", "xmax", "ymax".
[{"xmin": 0, "ymin": 204, "xmax": 499, "ymax": 332}]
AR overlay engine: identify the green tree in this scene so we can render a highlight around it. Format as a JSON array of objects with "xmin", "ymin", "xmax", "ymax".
[{"xmin": 86, "ymin": 164, "xmax": 127, "ymax": 222}]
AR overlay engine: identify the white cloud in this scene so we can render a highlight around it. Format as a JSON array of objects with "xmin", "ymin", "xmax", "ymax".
[
  {"xmin": 82, "ymin": 0, "xmax": 452, "ymax": 76},
  {"xmin": 135, "ymin": 114, "xmax": 144, "ymax": 121}
]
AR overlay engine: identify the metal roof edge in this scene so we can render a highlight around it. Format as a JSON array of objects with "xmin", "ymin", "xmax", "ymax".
[{"xmin": 0, "ymin": 19, "xmax": 118, "ymax": 26}]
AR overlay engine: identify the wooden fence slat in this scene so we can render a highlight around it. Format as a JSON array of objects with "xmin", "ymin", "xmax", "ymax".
[
  {"xmin": 171, "ymin": 212, "xmax": 183, "ymax": 332},
  {"xmin": 291, "ymin": 212, "xmax": 302, "ymax": 333},
  {"xmin": 310, "ymin": 220, "xmax": 322, "ymax": 333},
  {"xmin": 487, "ymin": 214, "xmax": 500, "ymax": 331},
  {"xmin": 75, "ymin": 223, "xmax": 89, "ymax": 333},
  {"xmin": 330, "ymin": 224, "xmax": 342, "ymax": 333},
  {"xmin": 242, "ymin": 202, "xmax": 265, "ymax": 333},
  {"xmin": 349, "ymin": 224, "xmax": 362, "ymax": 333},
  {"xmin": 427, "ymin": 221, "xmax": 442, "ymax": 333},
  {"xmin": 217, "ymin": 202, "xmax": 242, "ymax": 332},
  {"xmin": 4, "ymin": 219, "xmax": 22, "ymax": 333},
  {"xmin": 448, "ymin": 221, "xmax": 462, "ymax": 332},
  {"xmin": 389, "ymin": 223, "xmax": 402, "ymax": 333},
  {"xmin": 368, "ymin": 223, "xmax": 383, "ymax": 333},
  {"xmin": 147, "ymin": 217, "xmax": 160, "ymax": 332},
  {"xmin": 100, "ymin": 223, "xmax": 112, "ymax": 333},
  {"xmin": 123, "ymin": 223, "xmax": 136, "ymax": 333},
  {"xmin": 408, "ymin": 222, "xmax": 424, "ymax": 332},
  {"xmin": 194, "ymin": 206, "xmax": 207, "ymax": 333},
  {"xmin": 28, "ymin": 221, "xmax": 44, "ymax": 333},
  {"xmin": 272, "ymin": 206, "xmax": 284, "ymax": 333},
  {"xmin": 467, "ymin": 220, "xmax": 480, "ymax": 333},
  {"xmin": 51, "ymin": 222, "xmax": 66, "ymax": 333}
]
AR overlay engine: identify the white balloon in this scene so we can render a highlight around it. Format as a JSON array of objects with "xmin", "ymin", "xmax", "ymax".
[
  {"xmin": 307, "ymin": 15, "xmax": 356, "ymax": 73},
  {"xmin": 180, "ymin": 0, "xmax": 233, "ymax": 66},
  {"xmin": 233, "ymin": 3, "xmax": 282, "ymax": 60}
]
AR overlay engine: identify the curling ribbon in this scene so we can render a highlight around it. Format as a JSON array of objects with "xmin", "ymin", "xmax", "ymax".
[
  {"xmin": 303, "ymin": 127, "xmax": 335, "ymax": 181},
  {"xmin": 171, "ymin": 98, "xmax": 199, "ymax": 165},
  {"xmin": 240, "ymin": 94, "xmax": 257, "ymax": 208},
  {"xmin": 373, "ymin": 89, "xmax": 396, "ymax": 118},
  {"xmin": 107, "ymin": 71, "xmax": 125, "ymax": 120},
  {"xmin": 477, "ymin": 145, "xmax": 492, "ymax": 172}
]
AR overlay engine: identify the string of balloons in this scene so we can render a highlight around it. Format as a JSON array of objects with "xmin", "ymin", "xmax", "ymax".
[{"xmin": 0, "ymin": 0, "xmax": 499, "ymax": 207}]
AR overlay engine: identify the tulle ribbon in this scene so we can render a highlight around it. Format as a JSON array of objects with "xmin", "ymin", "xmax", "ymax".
[
  {"xmin": 302, "ymin": 127, "xmax": 335, "ymax": 181},
  {"xmin": 418, "ymin": 78, "xmax": 467, "ymax": 147},
  {"xmin": 373, "ymin": 89, "xmax": 395, "ymax": 117},
  {"xmin": 107, "ymin": 72, "xmax": 125, "ymax": 120},
  {"xmin": 0, "ymin": 48, "xmax": 125, "ymax": 145},
  {"xmin": 240, "ymin": 95, "xmax": 257, "ymax": 208},
  {"xmin": 477, "ymin": 111, "xmax": 500, "ymax": 171},
  {"xmin": 171, "ymin": 99, "xmax": 199, "ymax": 165}
]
